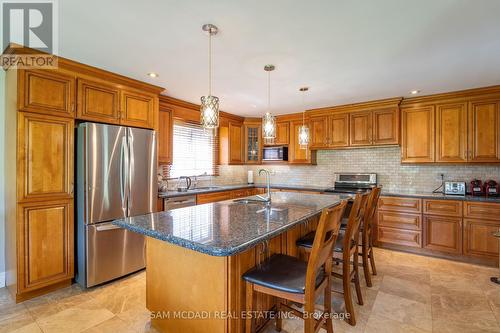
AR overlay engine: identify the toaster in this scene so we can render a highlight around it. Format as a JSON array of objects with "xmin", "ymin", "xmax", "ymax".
[{"xmin": 444, "ymin": 181, "xmax": 466, "ymax": 196}]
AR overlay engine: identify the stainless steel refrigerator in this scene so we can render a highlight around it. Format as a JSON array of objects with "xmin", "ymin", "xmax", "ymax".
[{"xmin": 76, "ymin": 122, "xmax": 157, "ymax": 288}]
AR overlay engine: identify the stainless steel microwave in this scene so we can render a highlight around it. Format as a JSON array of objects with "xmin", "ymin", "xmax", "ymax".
[{"xmin": 262, "ymin": 146, "xmax": 288, "ymax": 161}]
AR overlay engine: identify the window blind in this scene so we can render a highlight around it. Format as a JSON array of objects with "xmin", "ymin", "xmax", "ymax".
[{"xmin": 169, "ymin": 120, "xmax": 218, "ymax": 178}]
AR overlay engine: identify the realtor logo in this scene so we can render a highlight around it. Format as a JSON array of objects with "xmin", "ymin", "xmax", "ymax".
[{"xmin": 1, "ymin": 0, "xmax": 58, "ymax": 68}]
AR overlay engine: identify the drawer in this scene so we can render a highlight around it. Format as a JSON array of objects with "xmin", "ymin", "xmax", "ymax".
[
  {"xmin": 423, "ymin": 216, "xmax": 462, "ymax": 254},
  {"xmin": 378, "ymin": 196, "xmax": 422, "ymax": 213},
  {"xmin": 464, "ymin": 201, "xmax": 500, "ymax": 221},
  {"xmin": 231, "ymin": 188, "xmax": 250, "ymax": 199},
  {"xmin": 377, "ymin": 211, "xmax": 421, "ymax": 230},
  {"xmin": 377, "ymin": 226, "xmax": 422, "ymax": 248},
  {"xmin": 196, "ymin": 191, "xmax": 232, "ymax": 204},
  {"xmin": 423, "ymin": 199, "xmax": 462, "ymax": 217}
]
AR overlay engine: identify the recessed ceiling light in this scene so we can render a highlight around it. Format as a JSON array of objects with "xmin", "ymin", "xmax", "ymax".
[
  {"xmin": 147, "ymin": 72, "xmax": 159, "ymax": 78},
  {"xmin": 410, "ymin": 90, "xmax": 420, "ymax": 95}
]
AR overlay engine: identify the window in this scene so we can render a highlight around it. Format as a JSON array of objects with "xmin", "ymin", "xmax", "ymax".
[{"xmin": 169, "ymin": 121, "xmax": 218, "ymax": 178}]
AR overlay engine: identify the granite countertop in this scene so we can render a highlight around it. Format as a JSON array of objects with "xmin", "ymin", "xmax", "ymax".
[
  {"xmin": 381, "ymin": 190, "xmax": 500, "ymax": 203},
  {"xmin": 158, "ymin": 183, "xmax": 330, "ymax": 198},
  {"xmin": 114, "ymin": 192, "xmax": 351, "ymax": 256},
  {"xmin": 158, "ymin": 183, "xmax": 500, "ymax": 203}
]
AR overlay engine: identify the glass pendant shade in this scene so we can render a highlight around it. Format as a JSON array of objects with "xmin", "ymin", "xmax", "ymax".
[
  {"xmin": 262, "ymin": 112, "xmax": 276, "ymax": 139},
  {"xmin": 298, "ymin": 124, "xmax": 310, "ymax": 147},
  {"xmin": 200, "ymin": 95, "xmax": 219, "ymax": 129}
]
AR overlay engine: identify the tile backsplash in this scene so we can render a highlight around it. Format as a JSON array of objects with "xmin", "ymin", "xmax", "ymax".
[{"xmin": 160, "ymin": 147, "xmax": 500, "ymax": 193}]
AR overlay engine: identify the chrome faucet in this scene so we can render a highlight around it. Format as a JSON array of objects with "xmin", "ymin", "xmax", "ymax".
[{"xmin": 255, "ymin": 169, "xmax": 272, "ymax": 204}]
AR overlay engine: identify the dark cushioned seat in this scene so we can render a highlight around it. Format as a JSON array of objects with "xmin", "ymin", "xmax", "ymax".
[
  {"xmin": 242, "ymin": 254, "xmax": 326, "ymax": 294},
  {"xmin": 296, "ymin": 231, "xmax": 346, "ymax": 252}
]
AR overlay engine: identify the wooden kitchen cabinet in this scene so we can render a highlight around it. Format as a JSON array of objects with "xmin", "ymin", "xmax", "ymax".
[
  {"xmin": 244, "ymin": 122, "xmax": 262, "ymax": 164},
  {"xmin": 120, "ymin": 89, "xmax": 157, "ymax": 129},
  {"xmin": 463, "ymin": 218, "xmax": 500, "ymax": 259},
  {"xmin": 423, "ymin": 215, "xmax": 462, "ymax": 254},
  {"xmin": 18, "ymin": 69, "xmax": 75, "ymax": 118},
  {"xmin": 17, "ymin": 200, "xmax": 74, "ymax": 293},
  {"xmin": 17, "ymin": 112, "xmax": 74, "ymax": 202},
  {"xmin": 377, "ymin": 211, "xmax": 421, "ymax": 230},
  {"xmin": 289, "ymin": 120, "xmax": 316, "ymax": 164},
  {"xmin": 276, "ymin": 122, "xmax": 290, "ymax": 145},
  {"xmin": 329, "ymin": 113, "xmax": 350, "ymax": 147},
  {"xmin": 373, "ymin": 108, "xmax": 399, "ymax": 145},
  {"xmin": 350, "ymin": 111, "xmax": 372, "ymax": 146},
  {"xmin": 435, "ymin": 103, "xmax": 468, "ymax": 163},
  {"xmin": 401, "ymin": 106, "xmax": 435, "ymax": 163},
  {"xmin": 219, "ymin": 122, "xmax": 244, "ymax": 165},
  {"xmin": 378, "ymin": 196, "xmax": 422, "ymax": 213},
  {"xmin": 377, "ymin": 226, "xmax": 422, "ymax": 248},
  {"xmin": 158, "ymin": 107, "xmax": 173, "ymax": 164},
  {"xmin": 197, "ymin": 191, "xmax": 233, "ymax": 204},
  {"xmin": 77, "ymin": 78, "xmax": 121, "ymax": 124},
  {"xmin": 310, "ymin": 116, "xmax": 329, "ymax": 149},
  {"xmin": 423, "ymin": 199, "xmax": 462, "ymax": 217},
  {"xmin": 468, "ymin": 100, "xmax": 500, "ymax": 162}
]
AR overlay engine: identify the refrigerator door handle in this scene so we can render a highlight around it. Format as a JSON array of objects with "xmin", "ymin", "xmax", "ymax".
[
  {"xmin": 127, "ymin": 129, "xmax": 134, "ymax": 217},
  {"xmin": 95, "ymin": 223, "xmax": 123, "ymax": 232},
  {"xmin": 121, "ymin": 135, "xmax": 129, "ymax": 215}
]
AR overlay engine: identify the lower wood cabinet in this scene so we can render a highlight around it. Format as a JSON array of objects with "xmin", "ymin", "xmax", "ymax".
[
  {"xmin": 463, "ymin": 218, "xmax": 500, "ymax": 259},
  {"xmin": 377, "ymin": 211, "xmax": 421, "ymax": 230},
  {"xmin": 197, "ymin": 191, "xmax": 233, "ymax": 205},
  {"xmin": 423, "ymin": 215, "xmax": 462, "ymax": 254},
  {"xmin": 17, "ymin": 200, "xmax": 74, "ymax": 293}
]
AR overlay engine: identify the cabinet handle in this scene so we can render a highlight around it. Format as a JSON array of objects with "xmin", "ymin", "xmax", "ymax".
[
  {"xmin": 70, "ymin": 183, "xmax": 74, "ymax": 195},
  {"xmin": 71, "ymin": 102, "xmax": 75, "ymax": 112}
]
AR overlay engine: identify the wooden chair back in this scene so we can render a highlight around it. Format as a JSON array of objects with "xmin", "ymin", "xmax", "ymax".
[
  {"xmin": 305, "ymin": 200, "xmax": 347, "ymax": 294},
  {"xmin": 343, "ymin": 193, "xmax": 369, "ymax": 253},
  {"xmin": 361, "ymin": 187, "xmax": 382, "ymax": 240}
]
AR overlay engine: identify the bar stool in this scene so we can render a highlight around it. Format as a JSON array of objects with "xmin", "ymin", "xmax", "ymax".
[
  {"xmin": 296, "ymin": 193, "xmax": 368, "ymax": 326},
  {"xmin": 359, "ymin": 187, "xmax": 381, "ymax": 287},
  {"xmin": 243, "ymin": 200, "xmax": 347, "ymax": 333}
]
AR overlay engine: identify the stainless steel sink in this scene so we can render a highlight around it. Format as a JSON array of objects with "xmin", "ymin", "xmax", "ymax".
[
  {"xmin": 189, "ymin": 186, "xmax": 221, "ymax": 190},
  {"xmin": 233, "ymin": 196, "xmax": 269, "ymax": 204}
]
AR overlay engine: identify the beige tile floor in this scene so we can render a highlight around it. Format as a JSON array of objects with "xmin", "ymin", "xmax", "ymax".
[{"xmin": 1, "ymin": 248, "xmax": 500, "ymax": 333}]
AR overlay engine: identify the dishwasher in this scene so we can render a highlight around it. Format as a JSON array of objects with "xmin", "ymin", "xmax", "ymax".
[{"xmin": 164, "ymin": 195, "xmax": 197, "ymax": 210}]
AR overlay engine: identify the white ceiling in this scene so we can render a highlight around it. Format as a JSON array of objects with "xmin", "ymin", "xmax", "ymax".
[{"xmin": 59, "ymin": 0, "xmax": 500, "ymax": 116}]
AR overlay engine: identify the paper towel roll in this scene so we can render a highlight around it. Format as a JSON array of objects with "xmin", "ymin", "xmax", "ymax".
[{"xmin": 247, "ymin": 170, "xmax": 254, "ymax": 184}]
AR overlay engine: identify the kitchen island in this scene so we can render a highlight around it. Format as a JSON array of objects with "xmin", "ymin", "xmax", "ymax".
[{"xmin": 114, "ymin": 192, "xmax": 349, "ymax": 333}]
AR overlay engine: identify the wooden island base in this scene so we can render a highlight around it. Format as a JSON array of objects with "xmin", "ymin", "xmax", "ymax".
[{"xmin": 145, "ymin": 216, "xmax": 319, "ymax": 333}]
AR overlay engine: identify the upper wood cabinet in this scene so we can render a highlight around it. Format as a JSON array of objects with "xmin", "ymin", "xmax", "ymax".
[
  {"xmin": 17, "ymin": 112, "xmax": 74, "ymax": 202},
  {"xmin": 289, "ymin": 120, "xmax": 316, "ymax": 164},
  {"xmin": 19, "ymin": 69, "xmax": 75, "ymax": 117},
  {"xmin": 373, "ymin": 108, "xmax": 399, "ymax": 145},
  {"xmin": 120, "ymin": 89, "xmax": 157, "ymax": 129},
  {"xmin": 77, "ymin": 78, "xmax": 121, "ymax": 124},
  {"xmin": 275, "ymin": 122, "xmax": 290, "ymax": 145},
  {"xmin": 244, "ymin": 123, "xmax": 262, "ymax": 164},
  {"xmin": 17, "ymin": 199, "xmax": 74, "ymax": 292},
  {"xmin": 158, "ymin": 107, "xmax": 173, "ymax": 165},
  {"xmin": 77, "ymin": 78, "xmax": 158, "ymax": 129},
  {"xmin": 435, "ymin": 103, "xmax": 468, "ymax": 163},
  {"xmin": 310, "ymin": 116, "xmax": 329, "ymax": 149},
  {"xmin": 329, "ymin": 113, "xmax": 349, "ymax": 148},
  {"xmin": 350, "ymin": 111, "xmax": 372, "ymax": 146},
  {"xmin": 468, "ymin": 100, "xmax": 500, "ymax": 162},
  {"xmin": 401, "ymin": 106, "xmax": 435, "ymax": 163},
  {"xmin": 219, "ymin": 122, "xmax": 244, "ymax": 165}
]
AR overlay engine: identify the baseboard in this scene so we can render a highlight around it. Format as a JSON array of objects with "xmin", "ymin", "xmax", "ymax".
[{"xmin": 0, "ymin": 271, "xmax": 5, "ymax": 288}]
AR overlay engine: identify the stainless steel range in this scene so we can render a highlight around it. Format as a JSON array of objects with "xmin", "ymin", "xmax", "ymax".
[{"xmin": 324, "ymin": 173, "xmax": 377, "ymax": 194}]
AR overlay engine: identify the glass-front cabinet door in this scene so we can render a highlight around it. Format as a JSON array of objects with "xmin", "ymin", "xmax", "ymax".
[{"xmin": 244, "ymin": 123, "xmax": 261, "ymax": 164}]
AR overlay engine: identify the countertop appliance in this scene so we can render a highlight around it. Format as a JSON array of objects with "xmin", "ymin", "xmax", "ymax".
[
  {"xmin": 444, "ymin": 181, "xmax": 466, "ymax": 196},
  {"xmin": 470, "ymin": 179, "xmax": 484, "ymax": 196},
  {"xmin": 324, "ymin": 173, "xmax": 377, "ymax": 194},
  {"xmin": 262, "ymin": 146, "xmax": 288, "ymax": 162},
  {"xmin": 485, "ymin": 180, "xmax": 499, "ymax": 196},
  {"xmin": 164, "ymin": 195, "xmax": 197, "ymax": 210},
  {"xmin": 76, "ymin": 123, "xmax": 157, "ymax": 288}
]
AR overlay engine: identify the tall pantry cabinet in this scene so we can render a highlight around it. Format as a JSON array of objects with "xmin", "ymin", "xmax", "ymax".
[{"xmin": 4, "ymin": 51, "xmax": 163, "ymax": 302}]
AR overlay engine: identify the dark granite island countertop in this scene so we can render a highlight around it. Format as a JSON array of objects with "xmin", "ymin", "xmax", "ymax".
[{"xmin": 113, "ymin": 192, "xmax": 350, "ymax": 256}]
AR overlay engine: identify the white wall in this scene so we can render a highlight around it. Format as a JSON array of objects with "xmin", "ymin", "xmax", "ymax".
[{"xmin": 0, "ymin": 70, "xmax": 6, "ymax": 287}]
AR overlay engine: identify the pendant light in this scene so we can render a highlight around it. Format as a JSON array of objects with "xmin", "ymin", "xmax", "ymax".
[
  {"xmin": 200, "ymin": 24, "xmax": 219, "ymax": 130},
  {"xmin": 298, "ymin": 87, "xmax": 310, "ymax": 148},
  {"xmin": 262, "ymin": 65, "xmax": 276, "ymax": 139}
]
